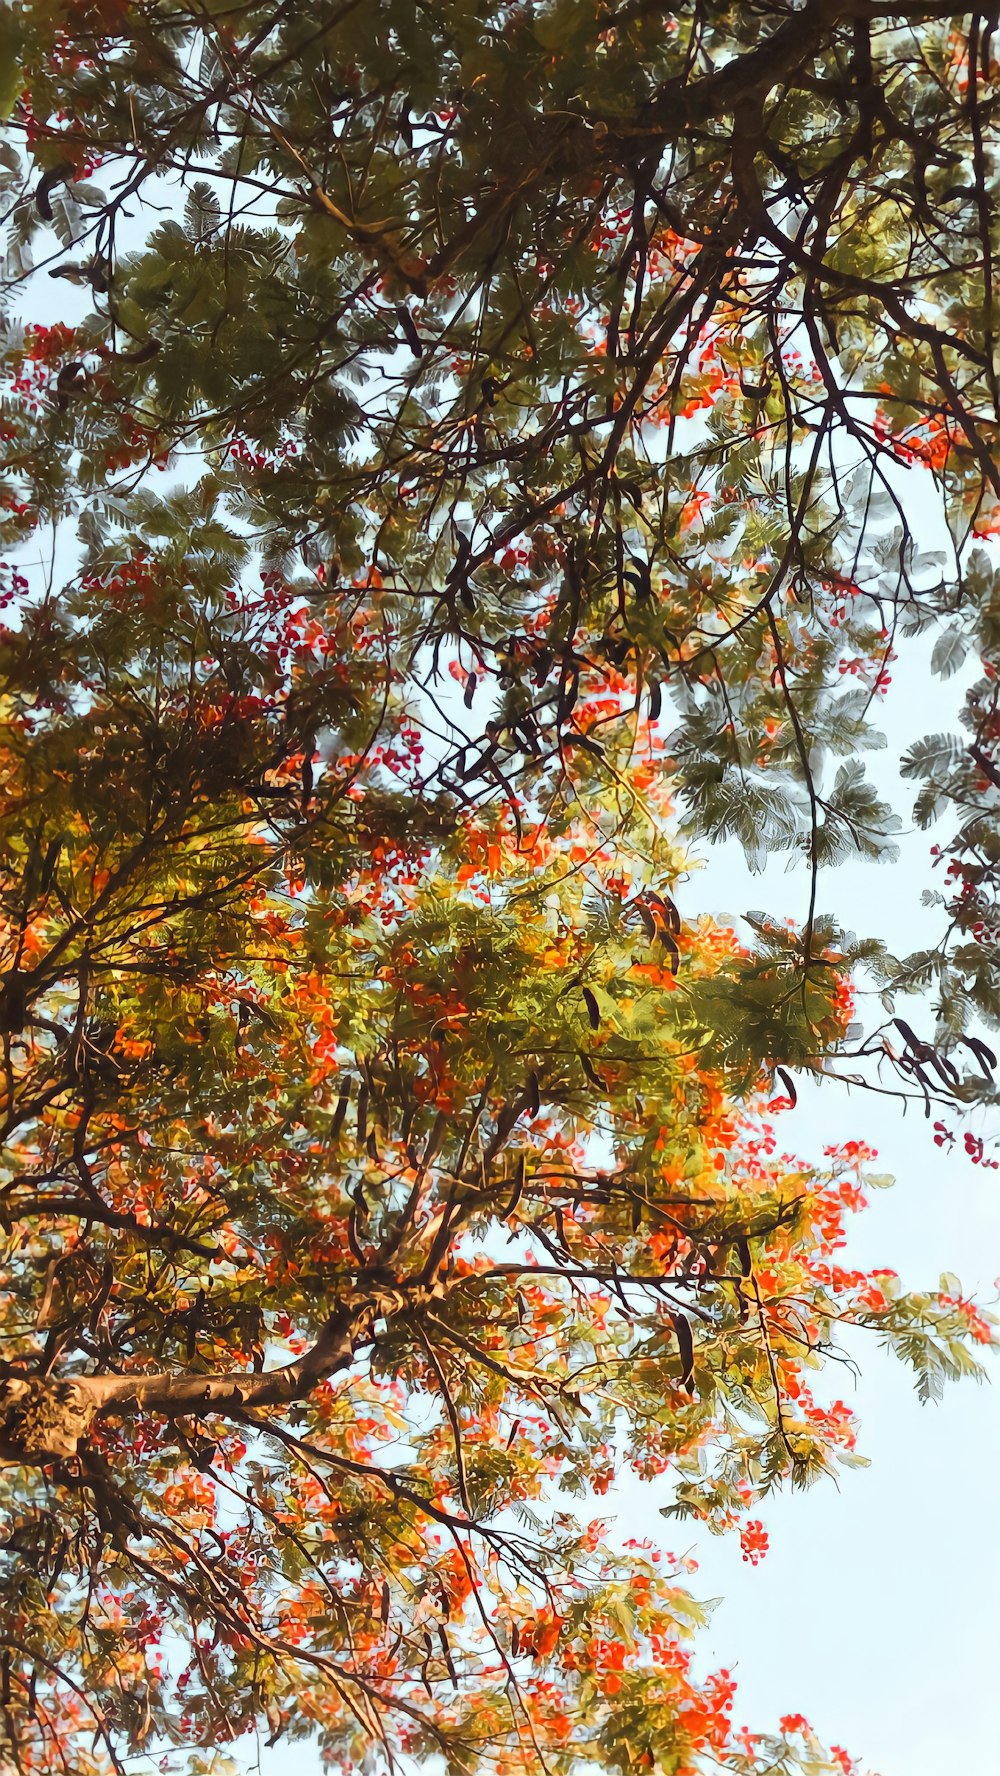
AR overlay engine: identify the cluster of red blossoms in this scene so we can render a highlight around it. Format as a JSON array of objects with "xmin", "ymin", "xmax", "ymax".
[{"xmin": 738, "ymin": 1520, "xmax": 769, "ymax": 1566}]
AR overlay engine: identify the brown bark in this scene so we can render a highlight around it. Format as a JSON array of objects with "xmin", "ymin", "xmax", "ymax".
[{"xmin": 0, "ymin": 1301, "xmax": 368, "ymax": 1464}]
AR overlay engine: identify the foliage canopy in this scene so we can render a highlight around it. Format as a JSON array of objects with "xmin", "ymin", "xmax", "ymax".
[{"xmin": 0, "ymin": 4, "xmax": 998, "ymax": 1775}]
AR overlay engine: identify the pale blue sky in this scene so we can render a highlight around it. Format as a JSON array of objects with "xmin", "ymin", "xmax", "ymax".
[
  {"xmin": 628, "ymin": 624, "xmax": 1000, "ymax": 1774},
  {"xmin": 631, "ymin": 626, "xmax": 1000, "ymax": 1774}
]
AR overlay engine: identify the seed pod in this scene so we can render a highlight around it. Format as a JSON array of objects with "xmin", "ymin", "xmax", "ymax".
[
  {"xmin": 438, "ymin": 1625, "xmax": 458, "ymax": 1685},
  {"xmin": 964, "ymin": 1033, "xmax": 998, "ymax": 1077},
  {"xmin": 775, "ymin": 1066, "xmax": 797, "ymax": 1105},
  {"xmin": 347, "ymin": 1206, "xmax": 365, "ymax": 1264},
  {"xmin": 35, "ymin": 162, "xmax": 75, "ymax": 220},
  {"xmin": 671, "ymin": 1312, "xmax": 695, "ymax": 1393},
  {"xmin": 624, "ymin": 559, "xmax": 652, "ymax": 602},
  {"xmin": 55, "ymin": 361, "xmax": 87, "ymax": 408},
  {"xmin": 116, "ymin": 337, "xmax": 160, "ymax": 362},
  {"xmin": 661, "ymin": 931, "xmax": 680, "ymax": 975},
  {"xmin": 330, "ymin": 1076, "xmax": 352, "ymax": 1139},
  {"xmin": 396, "ymin": 305, "xmax": 423, "ymax": 357},
  {"xmin": 579, "ymin": 1051, "xmax": 606, "ymax": 1089},
  {"xmin": 502, "ymin": 1153, "xmax": 525, "ymax": 1219},
  {"xmin": 636, "ymin": 901, "xmax": 657, "ymax": 940},
  {"xmin": 39, "ymin": 837, "xmax": 61, "ymax": 893}
]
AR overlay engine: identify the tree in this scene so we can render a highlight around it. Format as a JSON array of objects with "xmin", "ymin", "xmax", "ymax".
[
  {"xmin": 4, "ymin": 0, "xmax": 1000, "ymax": 1090},
  {"xmin": 0, "ymin": 3, "xmax": 995, "ymax": 1774},
  {"xmin": 0, "ymin": 555, "xmax": 986, "ymax": 1776}
]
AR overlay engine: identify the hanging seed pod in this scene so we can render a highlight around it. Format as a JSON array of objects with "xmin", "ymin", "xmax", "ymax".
[{"xmin": 671, "ymin": 1312, "xmax": 695, "ymax": 1393}]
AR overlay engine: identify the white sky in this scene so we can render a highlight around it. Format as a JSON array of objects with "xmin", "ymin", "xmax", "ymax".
[
  {"xmin": 604, "ymin": 619, "xmax": 1000, "ymax": 1775},
  {"xmin": 667, "ymin": 812, "xmax": 1000, "ymax": 1776}
]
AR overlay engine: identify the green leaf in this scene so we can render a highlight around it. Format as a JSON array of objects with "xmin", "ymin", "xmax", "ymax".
[
  {"xmin": 930, "ymin": 627, "xmax": 970, "ymax": 680},
  {"xmin": 184, "ymin": 180, "xmax": 222, "ymax": 243}
]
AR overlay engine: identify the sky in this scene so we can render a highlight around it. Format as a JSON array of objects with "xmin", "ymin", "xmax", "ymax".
[
  {"xmin": 661, "ymin": 826, "xmax": 1000, "ymax": 1775},
  {"xmin": 603, "ymin": 627, "xmax": 1000, "ymax": 1776},
  {"xmin": 591, "ymin": 626, "xmax": 1000, "ymax": 1776}
]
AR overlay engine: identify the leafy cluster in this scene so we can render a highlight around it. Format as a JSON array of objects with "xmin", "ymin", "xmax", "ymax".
[
  {"xmin": 0, "ymin": 576, "xmax": 988, "ymax": 1775},
  {"xmin": 0, "ymin": 4, "xmax": 998, "ymax": 1775},
  {"xmin": 1, "ymin": 0, "xmax": 999, "ymax": 1081}
]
